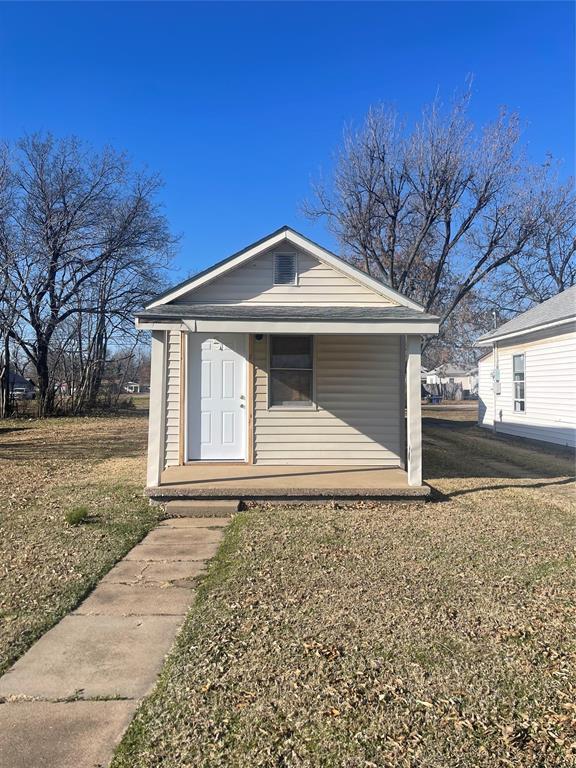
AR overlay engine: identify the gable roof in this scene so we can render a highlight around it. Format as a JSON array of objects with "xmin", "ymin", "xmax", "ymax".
[
  {"xmin": 9, "ymin": 371, "xmax": 35, "ymax": 388},
  {"xmin": 146, "ymin": 226, "xmax": 424, "ymax": 312},
  {"xmin": 477, "ymin": 286, "xmax": 576, "ymax": 345}
]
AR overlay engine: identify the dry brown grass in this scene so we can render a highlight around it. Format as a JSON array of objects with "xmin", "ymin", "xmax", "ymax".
[
  {"xmin": 0, "ymin": 414, "xmax": 160, "ymax": 673},
  {"xmin": 113, "ymin": 406, "xmax": 576, "ymax": 768}
]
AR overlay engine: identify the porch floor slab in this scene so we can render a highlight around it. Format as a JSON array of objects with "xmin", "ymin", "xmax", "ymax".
[{"xmin": 149, "ymin": 465, "xmax": 429, "ymax": 501}]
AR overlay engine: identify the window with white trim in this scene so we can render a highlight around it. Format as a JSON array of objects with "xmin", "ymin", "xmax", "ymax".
[
  {"xmin": 269, "ymin": 335, "xmax": 313, "ymax": 407},
  {"xmin": 513, "ymin": 354, "xmax": 525, "ymax": 412},
  {"xmin": 273, "ymin": 252, "xmax": 297, "ymax": 285}
]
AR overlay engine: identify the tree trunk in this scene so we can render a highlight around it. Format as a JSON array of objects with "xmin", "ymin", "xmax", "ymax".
[
  {"xmin": 36, "ymin": 345, "xmax": 54, "ymax": 417},
  {"xmin": 86, "ymin": 314, "xmax": 107, "ymax": 411},
  {"xmin": 0, "ymin": 334, "xmax": 10, "ymax": 418}
]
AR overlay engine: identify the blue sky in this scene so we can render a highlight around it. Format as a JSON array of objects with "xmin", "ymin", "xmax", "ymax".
[{"xmin": 1, "ymin": 1, "xmax": 574, "ymax": 279}]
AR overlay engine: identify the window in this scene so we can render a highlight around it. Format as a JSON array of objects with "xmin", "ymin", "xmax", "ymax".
[
  {"xmin": 273, "ymin": 252, "xmax": 297, "ymax": 285},
  {"xmin": 269, "ymin": 335, "xmax": 313, "ymax": 407},
  {"xmin": 513, "ymin": 354, "xmax": 525, "ymax": 412}
]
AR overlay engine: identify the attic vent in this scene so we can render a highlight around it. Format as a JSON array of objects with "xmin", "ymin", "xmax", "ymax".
[{"xmin": 273, "ymin": 252, "xmax": 297, "ymax": 285}]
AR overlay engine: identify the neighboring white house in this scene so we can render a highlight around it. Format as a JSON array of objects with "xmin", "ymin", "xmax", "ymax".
[
  {"xmin": 477, "ymin": 286, "xmax": 576, "ymax": 447},
  {"xmin": 124, "ymin": 381, "xmax": 150, "ymax": 394},
  {"xmin": 425, "ymin": 364, "xmax": 478, "ymax": 394},
  {"xmin": 135, "ymin": 226, "xmax": 439, "ymax": 494}
]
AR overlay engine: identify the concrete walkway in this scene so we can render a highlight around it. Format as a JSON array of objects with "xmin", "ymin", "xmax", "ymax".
[{"xmin": 0, "ymin": 516, "xmax": 230, "ymax": 768}]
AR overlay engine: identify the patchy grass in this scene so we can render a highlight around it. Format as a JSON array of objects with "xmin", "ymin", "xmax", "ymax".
[
  {"xmin": 113, "ymin": 406, "xmax": 576, "ymax": 768},
  {"xmin": 64, "ymin": 506, "xmax": 91, "ymax": 526},
  {"xmin": 0, "ymin": 413, "xmax": 160, "ymax": 674},
  {"xmin": 130, "ymin": 394, "xmax": 150, "ymax": 411}
]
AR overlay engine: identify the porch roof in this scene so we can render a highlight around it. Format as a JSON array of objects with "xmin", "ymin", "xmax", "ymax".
[{"xmin": 135, "ymin": 303, "xmax": 439, "ymax": 335}]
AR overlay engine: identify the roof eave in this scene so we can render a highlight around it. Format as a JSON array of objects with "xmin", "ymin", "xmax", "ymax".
[
  {"xmin": 135, "ymin": 313, "xmax": 439, "ymax": 335},
  {"xmin": 477, "ymin": 315, "xmax": 576, "ymax": 346}
]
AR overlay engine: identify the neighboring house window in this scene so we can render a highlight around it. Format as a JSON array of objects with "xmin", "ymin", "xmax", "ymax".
[
  {"xmin": 269, "ymin": 335, "xmax": 313, "ymax": 407},
  {"xmin": 273, "ymin": 252, "xmax": 297, "ymax": 285},
  {"xmin": 513, "ymin": 354, "xmax": 525, "ymax": 412}
]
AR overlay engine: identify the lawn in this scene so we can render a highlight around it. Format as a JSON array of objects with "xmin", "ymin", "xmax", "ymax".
[
  {"xmin": 112, "ymin": 405, "xmax": 576, "ymax": 768},
  {"xmin": 0, "ymin": 413, "xmax": 159, "ymax": 674}
]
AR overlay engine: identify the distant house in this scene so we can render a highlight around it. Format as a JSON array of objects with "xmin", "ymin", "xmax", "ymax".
[
  {"xmin": 425, "ymin": 364, "xmax": 478, "ymax": 398},
  {"xmin": 477, "ymin": 286, "xmax": 576, "ymax": 447},
  {"xmin": 8, "ymin": 371, "xmax": 35, "ymax": 400},
  {"xmin": 135, "ymin": 226, "xmax": 440, "ymax": 497},
  {"xmin": 124, "ymin": 382, "xmax": 150, "ymax": 394}
]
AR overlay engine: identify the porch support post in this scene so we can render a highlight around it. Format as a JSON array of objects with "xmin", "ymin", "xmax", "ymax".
[
  {"xmin": 406, "ymin": 334, "xmax": 422, "ymax": 487},
  {"xmin": 147, "ymin": 330, "xmax": 167, "ymax": 488},
  {"xmin": 178, "ymin": 331, "xmax": 187, "ymax": 465}
]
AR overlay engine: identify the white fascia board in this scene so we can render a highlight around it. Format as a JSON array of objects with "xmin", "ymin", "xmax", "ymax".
[
  {"xmin": 146, "ymin": 231, "xmax": 288, "ymax": 308},
  {"xmin": 476, "ymin": 316, "xmax": 575, "ymax": 346},
  {"xmin": 183, "ymin": 318, "xmax": 439, "ymax": 335},
  {"xmin": 284, "ymin": 231, "xmax": 425, "ymax": 312},
  {"xmin": 135, "ymin": 319, "xmax": 186, "ymax": 331}
]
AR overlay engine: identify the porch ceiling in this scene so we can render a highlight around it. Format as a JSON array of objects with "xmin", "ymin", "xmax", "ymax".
[{"xmin": 147, "ymin": 465, "xmax": 430, "ymax": 501}]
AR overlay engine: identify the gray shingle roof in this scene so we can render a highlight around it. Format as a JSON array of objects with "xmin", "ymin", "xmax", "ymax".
[
  {"xmin": 477, "ymin": 286, "xmax": 576, "ymax": 343},
  {"xmin": 9, "ymin": 371, "xmax": 35, "ymax": 388},
  {"xmin": 136, "ymin": 304, "xmax": 438, "ymax": 323}
]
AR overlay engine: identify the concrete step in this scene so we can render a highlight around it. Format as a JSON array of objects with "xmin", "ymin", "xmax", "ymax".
[{"xmin": 164, "ymin": 499, "xmax": 239, "ymax": 517}]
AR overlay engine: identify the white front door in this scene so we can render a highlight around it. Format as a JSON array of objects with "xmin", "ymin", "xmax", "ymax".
[{"xmin": 188, "ymin": 333, "xmax": 247, "ymax": 461}]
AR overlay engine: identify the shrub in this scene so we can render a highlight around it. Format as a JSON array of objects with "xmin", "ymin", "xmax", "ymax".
[{"xmin": 65, "ymin": 507, "xmax": 90, "ymax": 526}]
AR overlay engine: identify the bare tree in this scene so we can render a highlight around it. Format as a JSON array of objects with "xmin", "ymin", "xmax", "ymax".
[
  {"xmin": 488, "ymin": 176, "xmax": 576, "ymax": 314},
  {"xmin": 304, "ymin": 89, "xmax": 566, "ymax": 350},
  {"xmin": 0, "ymin": 134, "xmax": 175, "ymax": 415},
  {"xmin": 0, "ymin": 144, "xmax": 19, "ymax": 417}
]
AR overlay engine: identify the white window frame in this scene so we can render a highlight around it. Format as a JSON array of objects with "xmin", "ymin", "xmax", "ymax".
[
  {"xmin": 272, "ymin": 251, "xmax": 299, "ymax": 286},
  {"xmin": 268, "ymin": 334, "xmax": 317, "ymax": 410},
  {"xmin": 513, "ymin": 353, "xmax": 526, "ymax": 414}
]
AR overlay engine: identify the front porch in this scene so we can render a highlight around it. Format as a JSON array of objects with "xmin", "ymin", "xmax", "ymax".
[{"xmin": 147, "ymin": 464, "xmax": 430, "ymax": 502}]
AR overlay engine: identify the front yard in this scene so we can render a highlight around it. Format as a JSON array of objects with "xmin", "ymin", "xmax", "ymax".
[
  {"xmin": 113, "ymin": 406, "xmax": 576, "ymax": 767},
  {"xmin": 1, "ymin": 406, "xmax": 574, "ymax": 765},
  {"xmin": 0, "ymin": 414, "xmax": 159, "ymax": 674}
]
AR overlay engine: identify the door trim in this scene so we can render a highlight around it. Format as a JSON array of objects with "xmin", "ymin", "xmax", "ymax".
[
  {"xmin": 185, "ymin": 333, "xmax": 248, "ymax": 462},
  {"xmin": 247, "ymin": 334, "xmax": 254, "ymax": 464}
]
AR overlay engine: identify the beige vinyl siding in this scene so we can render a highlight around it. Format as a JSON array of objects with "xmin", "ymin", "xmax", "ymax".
[
  {"xmin": 486, "ymin": 324, "xmax": 576, "ymax": 447},
  {"xmin": 172, "ymin": 248, "xmax": 396, "ymax": 306},
  {"xmin": 477, "ymin": 352, "xmax": 494, "ymax": 427},
  {"xmin": 253, "ymin": 334, "xmax": 402, "ymax": 465},
  {"xmin": 164, "ymin": 330, "xmax": 181, "ymax": 467}
]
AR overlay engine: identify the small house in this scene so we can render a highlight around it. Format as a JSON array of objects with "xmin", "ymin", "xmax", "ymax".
[
  {"xmin": 8, "ymin": 371, "xmax": 35, "ymax": 400},
  {"xmin": 136, "ymin": 227, "xmax": 439, "ymax": 500},
  {"xmin": 124, "ymin": 382, "xmax": 150, "ymax": 394},
  {"xmin": 425, "ymin": 364, "xmax": 478, "ymax": 399},
  {"xmin": 477, "ymin": 286, "xmax": 576, "ymax": 447}
]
